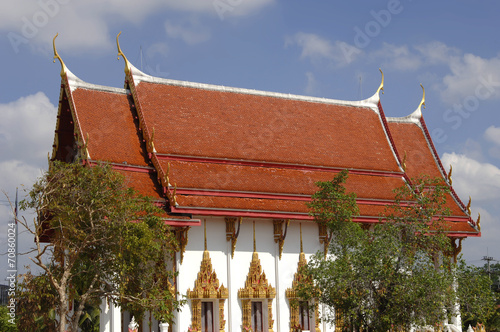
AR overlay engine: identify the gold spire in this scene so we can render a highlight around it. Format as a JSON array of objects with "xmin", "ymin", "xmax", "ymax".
[
  {"xmin": 116, "ymin": 31, "xmax": 131, "ymax": 74},
  {"xmin": 418, "ymin": 83, "xmax": 426, "ymax": 111},
  {"xmin": 448, "ymin": 164, "xmax": 453, "ymax": 185},
  {"xmin": 376, "ymin": 68, "xmax": 384, "ymax": 95},
  {"xmin": 477, "ymin": 213, "xmax": 481, "ymax": 232},
  {"xmin": 52, "ymin": 33, "xmax": 67, "ymax": 77},
  {"xmin": 466, "ymin": 196, "xmax": 471, "ymax": 215}
]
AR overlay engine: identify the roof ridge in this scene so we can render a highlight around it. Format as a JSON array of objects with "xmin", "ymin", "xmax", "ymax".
[{"xmin": 128, "ymin": 63, "xmax": 382, "ymax": 111}]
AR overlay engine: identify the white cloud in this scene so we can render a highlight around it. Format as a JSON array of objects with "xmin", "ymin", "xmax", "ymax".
[
  {"xmin": 441, "ymin": 152, "xmax": 500, "ymax": 202},
  {"xmin": 440, "ymin": 152, "xmax": 500, "ymax": 262},
  {"xmin": 285, "ymin": 32, "xmax": 361, "ymax": 67},
  {"xmin": 368, "ymin": 41, "xmax": 500, "ymax": 104},
  {"xmin": 460, "ymin": 206, "xmax": 500, "ymax": 263},
  {"xmin": 439, "ymin": 53, "xmax": 500, "ymax": 104},
  {"xmin": 0, "ymin": 92, "xmax": 55, "ymax": 280},
  {"xmin": 165, "ymin": 17, "xmax": 211, "ymax": 45},
  {"xmin": 0, "ymin": 91, "xmax": 55, "ymax": 201},
  {"xmin": 146, "ymin": 42, "xmax": 169, "ymax": 58},
  {"xmin": 0, "ymin": 92, "xmax": 57, "ymax": 164},
  {"xmin": 304, "ymin": 72, "xmax": 317, "ymax": 95},
  {"xmin": 413, "ymin": 41, "xmax": 460, "ymax": 66},
  {"xmin": 1, "ymin": 0, "xmax": 274, "ymax": 53},
  {"xmin": 484, "ymin": 126, "xmax": 500, "ymax": 146},
  {"xmin": 371, "ymin": 43, "xmax": 422, "ymax": 71}
]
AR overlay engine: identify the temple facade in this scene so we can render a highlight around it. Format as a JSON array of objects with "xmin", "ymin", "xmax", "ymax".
[{"xmin": 49, "ymin": 35, "xmax": 480, "ymax": 332}]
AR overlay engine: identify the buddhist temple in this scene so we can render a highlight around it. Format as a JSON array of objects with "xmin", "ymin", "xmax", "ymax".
[{"xmin": 49, "ymin": 34, "xmax": 480, "ymax": 332}]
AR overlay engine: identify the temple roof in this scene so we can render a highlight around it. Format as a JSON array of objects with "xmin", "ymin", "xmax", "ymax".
[{"xmin": 50, "ymin": 52, "xmax": 479, "ymax": 237}]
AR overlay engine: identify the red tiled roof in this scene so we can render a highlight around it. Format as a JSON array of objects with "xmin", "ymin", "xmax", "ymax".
[
  {"xmin": 388, "ymin": 121, "xmax": 443, "ymax": 179},
  {"xmin": 134, "ymin": 81, "xmax": 401, "ymax": 172},
  {"xmin": 50, "ymin": 67, "xmax": 478, "ymax": 236},
  {"xmin": 173, "ymin": 194, "xmax": 388, "ymax": 219},
  {"xmin": 388, "ymin": 120, "xmax": 469, "ymax": 219},
  {"xmin": 113, "ymin": 167, "xmax": 164, "ymax": 200},
  {"xmin": 158, "ymin": 159, "xmax": 404, "ymax": 199},
  {"xmin": 72, "ymin": 88, "xmax": 148, "ymax": 166}
]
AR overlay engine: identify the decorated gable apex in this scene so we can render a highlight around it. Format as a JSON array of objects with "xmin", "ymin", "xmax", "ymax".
[{"xmin": 49, "ymin": 34, "xmax": 480, "ymax": 238}]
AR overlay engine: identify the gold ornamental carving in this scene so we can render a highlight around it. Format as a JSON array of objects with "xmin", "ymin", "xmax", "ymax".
[
  {"xmin": 187, "ymin": 250, "xmax": 228, "ymax": 332},
  {"xmin": 273, "ymin": 219, "xmax": 289, "ymax": 260},
  {"xmin": 174, "ymin": 227, "xmax": 190, "ymax": 264},
  {"xmin": 238, "ymin": 252, "xmax": 276, "ymax": 331},
  {"xmin": 239, "ymin": 222, "xmax": 276, "ymax": 332},
  {"xmin": 318, "ymin": 223, "xmax": 331, "ymax": 258},
  {"xmin": 225, "ymin": 217, "xmax": 242, "ymax": 258},
  {"xmin": 286, "ymin": 224, "xmax": 320, "ymax": 332}
]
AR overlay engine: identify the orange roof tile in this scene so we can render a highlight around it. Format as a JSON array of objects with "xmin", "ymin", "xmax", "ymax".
[
  {"xmin": 134, "ymin": 81, "xmax": 401, "ymax": 172},
  {"xmin": 388, "ymin": 120, "xmax": 469, "ymax": 219},
  {"xmin": 72, "ymin": 88, "xmax": 148, "ymax": 166},
  {"xmin": 159, "ymin": 159, "xmax": 404, "ymax": 200},
  {"xmin": 55, "ymin": 69, "xmax": 478, "ymax": 236},
  {"xmin": 388, "ymin": 121, "xmax": 443, "ymax": 179}
]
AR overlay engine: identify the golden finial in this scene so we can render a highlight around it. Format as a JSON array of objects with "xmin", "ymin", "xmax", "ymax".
[
  {"xmin": 116, "ymin": 31, "xmax": 131, "ymax": 74},
  {"xmin": 418, "ymin": 83, "xmax": 426, "ymax": 111},
  {"xmin": 53, "ymin": 33, "xmax": 67, "ymax": 77},
  {"xmin": 466, "ymin": 196, "xmax": 471, "ymax": 215},
  {"xmin": 148, "ymin": 127, "xmax": 156, "ymax": 153},
  {"xmin": 253, "ymin": 221, "xmax": 256, "ymax": 253},
  {"xmin": 402, "ymin": 151, "xmax": 407, "ymax": 172},
  {"xmin": 448, "ymin": 165, "xmax": 453, "ymax": 185},
  {"xmin": 300, "ymin": 223, "xmax": 303, "ymax": 254},
  {"xmin": 169, "ymin": 183, "xmax": 177, "ymax": 206},
  {"xmin": 376, "ymin": 68, "xmax": 384, "ymax": 95},
  {"xmin": 204, "ymin": 219, "xmax": 207, "ymax": 251},
  {"xmin": 81, "ymin": 133, "xmax": 90, "ymax": 160},
  {"xmin": 477, "ymin": 213, "xmax": 481, "ymax": 232}
]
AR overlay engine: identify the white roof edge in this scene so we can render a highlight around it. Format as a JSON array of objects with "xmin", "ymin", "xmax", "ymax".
[
  {"xmin": 386, "ymin": 108, "xmax": 423, "ymax": 127},
  {"xmin": 66, "ymin": 68, "xmax": 128, "ymax": 95},
  {"xmin": 130, "ymin": 64, "xmax": 381, "ymax": 111}
]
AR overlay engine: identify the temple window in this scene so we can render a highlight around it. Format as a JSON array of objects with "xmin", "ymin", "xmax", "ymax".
[
  {"xmin": 251, "ymin": 301, "xmax": 264, "ymax": 332},
  {"xmin": 299, "ymin": 301, "xmax": 311, "ymax": 330},
  {"xmin": 285, "ymin": 224, "xmax": 320, "ymax": 332},
  {"xmin": 201, "ymin": 301, "xmax": 214, "ymax": 332}
]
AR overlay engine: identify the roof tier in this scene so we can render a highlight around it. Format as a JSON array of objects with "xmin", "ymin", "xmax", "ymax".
[{"xmin": 133, "ymin": 81, "xmax": 402, "ymax": 172}]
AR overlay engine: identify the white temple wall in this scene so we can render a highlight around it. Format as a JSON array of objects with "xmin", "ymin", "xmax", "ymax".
[{"xmin": 173, "ymin": 217, "xmax": 334, "ymax": 332}]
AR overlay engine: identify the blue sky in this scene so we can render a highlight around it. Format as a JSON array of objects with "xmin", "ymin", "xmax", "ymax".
[{"xmin": 1, "ymin": 0, "xmax": 499, "ymax": 279}]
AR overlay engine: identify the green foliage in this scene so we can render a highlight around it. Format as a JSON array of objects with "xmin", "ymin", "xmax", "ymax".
[
  {"xmin": 0, "ymin": 305, "xmax": 18, "ymax": 332},
  {"xmin": 18, "ymin": 161, "xmax": 181, "ymax": 332},
  {"xmin": 457, "ymin": 261, "xmax": 499, "ymax": 331},
  {"xmin": 17, "ymin": 271, "xmax": 57, "ymax": 331},
  {"xmin": 301, "ymin": 171, "xmax": 494, "ymax": 331}
]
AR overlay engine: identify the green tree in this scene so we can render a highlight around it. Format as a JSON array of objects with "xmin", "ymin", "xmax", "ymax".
[
  {"xmin": 15, "ymin": 161, "xmax": 182, "ymax": 332},
  {"xmin": 0, "ymin": 305, "xmax": 18, "ymax": 332},
  {"xmin": 458, "ymin": 261, "xmax": 499, "ymax": 331},
  {"xmin": 300, "ymin": 170, "xmax": 494, "ymax": 331}
]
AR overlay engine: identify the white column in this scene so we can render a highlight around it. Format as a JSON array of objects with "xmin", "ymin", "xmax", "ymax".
[
  {"xmin": 227, "ymin": 236, "xmax": 233, "ymax": 332},
  {"xmin": 275, "ymin": 241, "xmax": 280, "ymax": 332},
  {"xmin": 174, "ymin": 252, "xmax": 181, "ymax": 332},
  {"xmin": 100, "ymin": 298, "xmax": 121, "ymax": 332}
]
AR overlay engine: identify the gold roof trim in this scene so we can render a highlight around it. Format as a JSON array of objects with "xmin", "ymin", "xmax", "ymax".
[
  {"xmin": 376, "ymin": 68, "xmax": 384, "ymax": 96},
  {"xmin": 116, "ymin": 31, "xmax": 131, "ymax": 75},
  {"xmin": 418, "ymin": 83, "xmax": 426, "ymax": 111},
  {"xmin": 52, "ymin": 33, "xmax": 67, "ymax": 78}
]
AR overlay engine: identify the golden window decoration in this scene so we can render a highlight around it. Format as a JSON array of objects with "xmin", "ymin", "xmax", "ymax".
[
  {"xmin": 238, "ymin": 252, "xmax": 276, "ymax": 332},
  {"xmin": 286, "ymin": 224, "xmax": 320, "ymax": 332},
  {"xmin": 187, "ymin": 250, "xmax": 228, "ymax": 332}
]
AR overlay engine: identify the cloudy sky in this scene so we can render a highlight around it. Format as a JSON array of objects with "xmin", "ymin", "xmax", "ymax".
[{"xmin": 1, "ymin": 0, "xmax": 499, "ymax": 280}]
